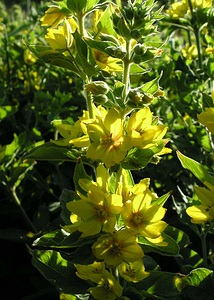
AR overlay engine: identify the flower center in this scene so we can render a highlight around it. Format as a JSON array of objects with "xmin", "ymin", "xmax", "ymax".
[{"xmin": 132, "ymin": 212, "xmax": 143, "ymax": 224}]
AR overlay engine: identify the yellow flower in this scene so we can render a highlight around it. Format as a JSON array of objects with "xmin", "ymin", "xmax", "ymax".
[
  {"xmin": 166, "ymin": 1, "xmax": 188, "ymax": 18},
  {"xmin": 92, "ymin": 49, "xmax": 123, "ymax": 72},
  {"xmin": 166, "ymin": 0, "xmax": 212, "ymax": 18},
  {"xmin": 87, "ymin": 107, "xmax": 131, "ymax": 167},
  {"xmin": 79, "ymin": 164, "xmax": 111, "ymax": 194},
  {"xmin": 206, "ymin": 47, "xmax": 214, "ymax": 54},
  {"xmin": 75, "ymin": 261, "xmax": 105, "ymax": 283},
  {"xmin": 121, "ymin": 190, "xmax": 167, "ymax": 239},
  {"xmin": 88, "ymin": 270, "xmax": 123, "ymax": 300},
  {"xmin": 67, "ymin": 184, "xmax": 123, "ymax": 237},
  {"xmin": 186, "ymin": 185, "xmax": 214, "ymax": 224},
  {"xmin": 40, "ymin": 6, "xmax": 66, "ymax": 28},
  {"xmin": 53, "ymin": 105, "xmax": 106, "ymax": 147},
  {"xmin": 182, "ymin": 44, "xmax": 198, "ymax": 60},
  {"xmin": 24, "ymin": 49, "xmax": 37, "ymax": 65},
  {"xmin": 127, "ymin": 107, "xmax": 168, "ymax": 149},
  {"xmin": 45, "ymin": 19, "xmax": 76, "ymax": 51},
  {"xmin": 191, "ymin": 0, "xmax": 212, "ymax": 9},
  {"xmin": 198, "ymin": 107, "xmax": 214, "ymax": 134},
  {"xmin": 118, "ymin": 260, "xmax": 150, "ymax": 283},
  {"xmin": 116, "ymin": 171, "xmax": 157, "ymax": 204},
  {"xmin": 92, "ymin": 229, "xmax": 144, "ymax": 267},
  {"xmin": 69, "ymin": 105, "xmax": 107, "ymax": 148}
]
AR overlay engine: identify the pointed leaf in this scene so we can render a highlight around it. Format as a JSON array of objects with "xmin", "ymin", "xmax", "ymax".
[
  {"xmin": 177, "ymin": 151, "xmax": 214, "ymax": 187},
  {"xmin": 141, "ymin": 75, "xmax": 161, "ymax": 95},
  {"xmin": 24, "ymin": 142, "xmax": 80, "ymax": 162},
  {"xmin": 29, "ymin": 248, "xmax": 88, "ymax": 294},
  {"xmin": 138, "ymin": 232, "xmax": 180, "ymax": 256},
  {"xmin": 152, "ymin": 191, "xmax": 172, "ymax": 207},
  {"xmin": 122, "ymin": 142, "xmax": 164, "ymax": 170},
  {"xmin": 134, "ymin": 270, "xmax": 183, "ymax": 300},
  {"xmin": 73, "ymin": 159, "xmax": 92, "ymax": 195}
]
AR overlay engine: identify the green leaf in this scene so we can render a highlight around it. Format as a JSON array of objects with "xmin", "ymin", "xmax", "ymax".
[
  {"xmin": 152, "ymin": 191, "xmax": 171, "ymax": 207},
  {"xmin": 134, "ymin": 270, "xmax": 183, "ymax": 300},
  {"xmin": 122, "ymin": 142, "xmax": 164, "ymax": 170},
  {"xmin": 0, "ymin": 105, "xmax": 18, "ymax": 121},
  {"xmin": 67, "ymin": 0, "xmax": 99, "ymax": 13},
  {"xmin": 140, "ymin": 75, "xmax": 161, "ymax": 95},
  {"xmin": 97, "ymin": 4, "xmax": 117, "ymax": 36},
  {"xmin": 73, "ymin": 31, "xmax": 96, "ymax": 77},
  {"xmin": 60, "ymin": 189, "xmax": 77, "ymax": 225},
  {"xmin": 177, "ymin": 151, "xmax": 214, "ymax": 187},
  {"xmin": 202, "ymin": 93, "xmax": 214, "ymax": 109},
  {"xmin": 176, "ymin": 268, "xmax": 214, "ymax": 299},
  {"xmin": 60, "ymin": 293, "xmax": 77, "ymax": 300},
  {"xmin": 24, "ymin": 142, "xmax": 80, "ymax": 162},
  {"xmin": 83, "ymin": 36, "xmax": 118, "ymax": 56},
  {"xmin": 73, "ymin": 159, "xmax": 92, "ymax": 195},
  {"xmin": 164, "ymin": 226, "xmax": 190, "ymax": 249},
  {"xmin": 29, "ymin": 248, "xmax": 89, "ymax": 294},
  {"xmin": 27, "ymin": 45, "xmax": 84, "ymax": 77},
  {"xmin": 60, "ymin": 243, "xmax": 95, "ymax": 265},
  {"xmin": 138, "ymin": 232, "xmax": 180, "ymax": 256},
  {"xmin": 33, "ymin": 229, "xmax": 98, "ymax": 250}
]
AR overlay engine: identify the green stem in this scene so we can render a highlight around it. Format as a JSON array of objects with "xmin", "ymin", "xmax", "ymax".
[
  {"xmin": 76, "ymin": 12, "xmax": 94, "ymax": 118},
  {"xmin": 122, "ymin": 39, "xmax": 132, "ymax": 103},
  {"xmin": 85, "ymin": 83, "xmax": 94, "ymax": 118},
  {"xmin": 201, "ymin": 232, "xmax": 208, "ymax": 267},
  {"xmin": 77, "ymin": 12, "xmax": 85, "ymax": 36},
  {"xmin": 194, "ymin": 27, "xmax": 203, "ymax": 70},
  {"xmin": 11, "ymin": 186, "xmax": 37, "ymax": 233},
  {"xmin": 2, "ymin": 23, "xmax": 11, "ymax": 101}
]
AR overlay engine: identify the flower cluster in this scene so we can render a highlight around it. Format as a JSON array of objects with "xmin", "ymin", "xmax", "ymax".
[
  {"xmin": 63, "ymin": 163, "xmax": 167, "ymax": 298},
  {"xmin": 167, "ymin": 0, "xmax": 212, "ymax": 18},
  {"xmin": 53, "ymin": 104, "xmax": 171, "ymax": 168}
]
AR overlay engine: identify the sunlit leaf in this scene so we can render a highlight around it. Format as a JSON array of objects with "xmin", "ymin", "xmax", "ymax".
[
  {"xmin": 177, "ymin": 151, "xmax": 214, "ymax": 187},
  {"xmin": 29, "ymin": 248, "xmax": 89, "ymax": 294}
]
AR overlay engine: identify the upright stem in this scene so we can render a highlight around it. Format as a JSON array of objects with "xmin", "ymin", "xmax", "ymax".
[
  {"xmin": 77, "ymin": 13, "xmax": 85, "ymax": 36},
  {"xmin": 11, "ymin": 186, "xmax": 37, "ymax": 233},
  {"xmin": 76, "ymin": 12, "xmax": 94, "ymax": 118},
  {"xmin": 3, "ymin": 23, "xmax": 11, "ymax": 101},
  {"xmin": 194, "ymin": 28, "xmax": 203, "ymax": 70},
  {"xmin": 122, "ymin": 39, "xmax": 132, "ymax": 103},
  {"xmin": 85, "ymin": 80, "xmax": 94, "ymax": 119},
  {"xmin": 201, "ymin": 231, "xmax": 208, "ymax": 267}
]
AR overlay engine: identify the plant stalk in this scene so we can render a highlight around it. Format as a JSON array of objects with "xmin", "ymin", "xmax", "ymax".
[
  {"xmin": 122, "ymin": 39, "xmax": 132, "ymax": 103},
  {"xmin": 11, "ymin": 186, "xmax": 37, "ymax": 233}
]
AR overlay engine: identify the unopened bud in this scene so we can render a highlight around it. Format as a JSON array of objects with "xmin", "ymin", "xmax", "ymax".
[
  {"xmin": 93, "ymin": 94, "xmax": 108, "ymax": 104},
  {"xmin": 85, "ymin": 81, "xmax": 110, "ymax": 95}
]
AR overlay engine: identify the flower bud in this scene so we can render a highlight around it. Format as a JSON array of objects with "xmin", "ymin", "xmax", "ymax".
[
  {"xmin": 85, "ymin": 81, "xmax": 110, "ymax": 95},
  {"xmin": 133, "ymin": 44, "xmax": 147, "ymax": 55},
  {"xmin": 93, "ymin": 94, "xmax": 108, "ymax": 104},
  {"xmin": 106, "ymin": 46, "xmax": 126, "ymax": 59}
]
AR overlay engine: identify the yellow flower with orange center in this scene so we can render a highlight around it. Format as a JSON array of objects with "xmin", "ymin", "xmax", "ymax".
[
  {"xmin": 66, "ymin": 184, "xmax": 123, "ymax": 237},
  {"xmin": 118, "ymin": 260, "xmax": 149, "ymax": 283},
  {"xmin": 87, "ymin": 107, "xmax": 131, "ymax": 167},
  {"xmin": 75, "ymin": 261, "xmax": 105, "ymax": 283},
  {"xmin": 92, "ymin": 229, "xmax": 144, "ymax": 268},
  {"xmin": 88, "ymin": 270, "xmax": 123, "ymax": 300},
  {"xmin": 126, "ymin": 107, "xmax": 168, "ymax": 149},
  {"xmin": 121, "ymin": 190, "xmax": 167, "ymax": 240}
]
